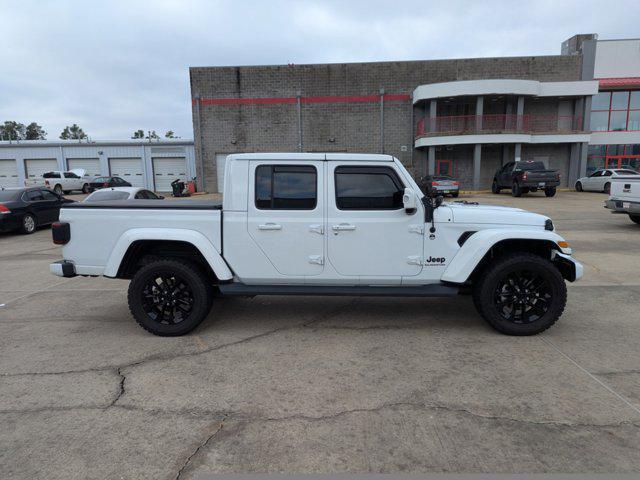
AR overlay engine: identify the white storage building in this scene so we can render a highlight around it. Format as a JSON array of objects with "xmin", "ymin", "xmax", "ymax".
[{"xmin": 0, "ymin": 139, "xmax": 196, "ymax": 192}]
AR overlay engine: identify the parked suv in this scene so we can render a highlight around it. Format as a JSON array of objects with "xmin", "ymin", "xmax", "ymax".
[{"xmin": 492, "ymin": 161, "xmax": 560, "ymax": 197}]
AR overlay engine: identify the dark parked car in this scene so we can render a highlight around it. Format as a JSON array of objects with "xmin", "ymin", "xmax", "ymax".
[
  {"xmin": 492, "ymin": 160, "xmax": 560, "ymax": 197},
  {"xmin": 0, "ymin": 187, "xmax": 74, "ymax": 234},
  {"xmin": 88, "ymin": 176, "xmax": 132, "ymax": 192},
  {"xmin": 419, "ymin": 174, "xmax": 460, "ymax": 197}
]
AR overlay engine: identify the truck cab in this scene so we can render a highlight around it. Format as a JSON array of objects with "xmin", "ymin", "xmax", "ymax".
[{"xmin": 50, "ymin": 153, "xmax": 582, "ymax": 337}]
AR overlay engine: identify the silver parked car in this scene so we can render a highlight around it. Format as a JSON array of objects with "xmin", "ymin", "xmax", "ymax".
[
  {"xmin": 575, "ymin": 169, "xmax": 639, "ymax": 194},
  {"xmin": 419, "ymin": 175, "xmax": 460, "ymax": 197}
]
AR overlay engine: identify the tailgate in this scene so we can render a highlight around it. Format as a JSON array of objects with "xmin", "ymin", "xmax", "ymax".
[
  {"xmin": 611, "ymin": 178, "xmax": 640, "ymax": 201},
  {"xmin": 525, "ymin": 171, "xmax": 558, "ymax": 182}
]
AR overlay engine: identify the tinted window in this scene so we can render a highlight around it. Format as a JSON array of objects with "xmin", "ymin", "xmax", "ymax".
[
  {"xmin": 515, "ymin": 161, "xmax": 546, "ymax": 171},
  {"xmin": 0, "ymin": 190, "xmax": 20, "ymax": 201},
  {"xmin": 26, "ymin": 190, "xmax": 45, "ymax": 201},
  {"xmin": 590, "ymin": 171, "xmax": 602, "ymax": 178},
  {"xmin": 86, "ymin": 191, "xmax": 130, "ymax": 202},
  {"xmin": 255, "ymin": 165, "xmax": 317, "ymax": 210},
  {"xmin": 603, "ymin": 170, "xmax": 613, "ymax": 177},
  {"xmin": 41, "ymin": 190, "xmax": 59, "ymax": 201},
  {"xmin": 143, "ymin": 190, "xmax": 159, "ymax": 199},
  {"xmin": 335, "ymin": 166, "xmax": 404, "ymax": 210},
  {"xmin": 43, "ymin": 172, "xmax": 60, "ymax": 179}
]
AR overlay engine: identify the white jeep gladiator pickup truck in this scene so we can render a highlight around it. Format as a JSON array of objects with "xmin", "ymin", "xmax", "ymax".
[
  {"xmin": 605, "ymin": 177, "xmax": 640, "ymax": 225},
  {"xmin": 26, "ymin": 169, "xmax": 90, "ymax": 194},
  {"xmin": 50, "ymin": 153, "xmax": 582, "ymax": 336}
]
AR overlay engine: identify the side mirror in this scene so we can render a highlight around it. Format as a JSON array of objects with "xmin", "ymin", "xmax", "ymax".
[{"xmin": 402, "ymin": 188, "xmax": 417, "ymax": 214}]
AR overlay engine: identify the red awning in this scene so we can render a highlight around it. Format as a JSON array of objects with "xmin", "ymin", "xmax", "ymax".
[{"xmin": 598, "ymin": 77, "xmax": 640, "ymax": 88}]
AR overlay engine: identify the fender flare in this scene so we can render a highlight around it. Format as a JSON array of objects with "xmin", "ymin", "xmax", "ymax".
[
  {"xmin": 441, "ymin": 229, "xmax": 569, "ymax": 284},
  {"xmin": 103, "ymin": 228, "xmax": 233, "ymax": 281}
]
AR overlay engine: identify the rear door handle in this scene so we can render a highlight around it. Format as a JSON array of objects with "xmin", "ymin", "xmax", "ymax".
[
  {"xmin": 332, "ymin": 223, "xmax": 356, "ymax": 232},
  {"xmin": 258, "ymin": 223, "xmax": 282, "ymax": 231}
]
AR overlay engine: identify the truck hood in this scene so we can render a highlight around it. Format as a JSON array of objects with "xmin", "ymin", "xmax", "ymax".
[
  {"xmin": 446, "ymin": 202, "xmax": 549, "ymax": 227},
  {"xmin": 70, "ymin": 169, "xmax": 85, "ymax": 177}
]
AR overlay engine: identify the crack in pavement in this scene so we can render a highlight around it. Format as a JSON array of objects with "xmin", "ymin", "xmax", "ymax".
[
  {"xmin": 174, "ymin": 414, "xmax": 227, "ymax": 480},
  {"xmin": 111, "ymin": 367, "xmax": 126, "ymax": 407}
]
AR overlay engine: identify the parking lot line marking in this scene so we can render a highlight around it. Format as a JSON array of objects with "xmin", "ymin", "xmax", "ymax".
[
  {"xmin": 541, "ymin": 337, "xmax": 640, "ymax": 417},
  {"xmin": 0, "ymin": 278, "xmax": 76, "ymax": 307}
]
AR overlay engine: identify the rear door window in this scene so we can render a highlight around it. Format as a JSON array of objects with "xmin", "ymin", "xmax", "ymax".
[{"xmin": 255, "ymin": 165, "xmax": 317, "ymax": 210}]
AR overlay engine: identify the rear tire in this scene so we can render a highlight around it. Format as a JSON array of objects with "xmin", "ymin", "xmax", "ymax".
[
  {"xmin": 127, "ymin": 259, "xmax": 213, "ymax": 336},
  {"xmin": 511, "ymin": 182, "xmax": 522, "ymax": 197},
  {"xmin": 491, "ymin": 180, "xmax": 501, "ymax": 194},
  {"xmin": 53, "ymin": 184, "xmax": 63, "ymax": 195},
  {"xmin": 629, "ymin": 215, "xmax": 640, "ymax": 225},
  {"xmin": 472, "ymin": 252, "xmax": 566, "ymax": 336},
  {"xmin": 451, "ymin": 191, "xmax": 459, "ymax": 198},
  {"xmin": 604, "ymin": 182, "xmax": 611, "ymax": 194},
  {"xmin": 544, "ymin": 187, "xmax": 557, "ymax": 197},
  {"xmin": 575, "ymin": 181, "xmax": 583, "ymax": 192},
  {"xmin": 21, "ymin": 214, "xmax": 37, "ymax": 234}
]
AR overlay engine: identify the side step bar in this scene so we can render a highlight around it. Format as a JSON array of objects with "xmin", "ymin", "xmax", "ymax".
[{"xmin": 218, "ymin": 283, "xmax": 459, "ymax": 297}]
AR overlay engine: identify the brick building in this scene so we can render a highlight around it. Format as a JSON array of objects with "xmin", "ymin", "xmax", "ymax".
[{"xmin": 190, "ymin": 33, "xmax": 639, "ymax": 193}]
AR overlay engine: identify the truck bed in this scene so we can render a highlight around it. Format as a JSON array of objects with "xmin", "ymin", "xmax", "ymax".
[{"xmin": 63, "ymin": 199, "xmax": 222, "ymax": 210}]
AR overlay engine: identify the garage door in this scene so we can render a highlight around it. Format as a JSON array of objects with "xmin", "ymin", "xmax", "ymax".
[
  {"xmin": 25, "ymin": 159, "xmax": 58, "ymax": 179},
  {"xmin": 153, "ymin": 157, "xmax": 187, "ymax": 192},
  {"xmin": 68, "ymin": 158, "xmax": 101, "ymax": 179},
  {"xmin": 216, "ymin": 154, "xmax": 228, "ymax": 193},
  {"xmin": 109, "ymin": 158, "xmax": 144, "ymax": 187},
  {"xmin": 0, "ymin": 159, "xmax": 19, "ymax": 188}
]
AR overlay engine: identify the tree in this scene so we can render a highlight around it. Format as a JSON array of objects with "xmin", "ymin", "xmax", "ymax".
[
  {"xmin": 164, "ymin": 130, "xmax": 176, "ymax": 138},
  {"xmin": 0, "ymin": 121, "xmax": 26, "ymax": 141},
  {"xmin": 60, "ymin": 124, "xmax": 87, "ymax": 140},
  {"xmin": 132, "ymin": 129, "xmax": 145, "ymax": 139},
  {"xmin": 147, "ymin": 130, "xmax": 160, "ymax": 140},
  {"xmin": 25, "ymin": 122, "xmax": 47, "ymax": 140}
]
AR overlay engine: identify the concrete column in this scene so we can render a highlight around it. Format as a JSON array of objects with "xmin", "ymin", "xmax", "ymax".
[
  {"xmin": 568, "ymin": 143, "xmax": 580, "ymax": 186},
  {"xmin": 578, "ymin": 142, "xmax": 589, "ymax": 178},
  {"xmin": 428, "ymin": 146, "xmax": 435, "ymax": 175},
  {"xmin": 515, "ymin": 143, "xmax": 522, "ymax": 162},
  {"xmin": 473, "ymin": 144, "xmax": 482, "ymax": 190},
  {"xmin": 516, "ymin": 95, "xmax": 525, "ymax": 131},
  {"xmin": 475, "ymin": 96, "xmax": 484, "ymax": 132},
  {"xmin": 429, "ymin": 99, "xmax": 437, "ymax": 133}
]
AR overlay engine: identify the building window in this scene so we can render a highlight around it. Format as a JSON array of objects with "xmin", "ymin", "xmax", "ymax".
[
  {"xmin": 436, "ymin": 159, "xmax": 454, "ymax": 176},
  {"xmin": 255, "ymin": 165, "xmax": 317, "ymax": 210},
  {"xmin": 587, "ymin": 144, "xmax": 640, "ymax": 174},
  {"xmin": 590, "ymin": 90, "xmax": 640, "ymax": 132},
  {"xmin": 334, "ymin": 166, "xmax": 405, "ymax": 210}
]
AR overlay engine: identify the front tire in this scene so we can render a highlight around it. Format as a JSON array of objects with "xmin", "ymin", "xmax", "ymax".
[
  {"xmin": 21, "ymin": 214, "xmax": 37, "ymax": 234},
  {"xmin": 127, "ymin": 259, "xmax": 213, "ymax": 336},
  {"xmin": 472, "ymin": 252, "xmax": 567, "ymax": 336},
  {"xmin": 82, "ymin": 183, "xmax": 90, "ymax": 194},
  {"xmin": 544, "ymin": 187, "xmax": 557, "ymax": 197},
  {"xmin": 511, "ymin": 182, "xmax": 522, "ymax": 197},
  {"xmin": 575, "ymin": 181, "xmax": 583, "ymax": 192}
]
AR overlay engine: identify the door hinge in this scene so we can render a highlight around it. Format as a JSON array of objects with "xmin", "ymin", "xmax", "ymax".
[
  {"xmin": 407, "ymin": 255, "xmax": 423, "ymax": 266},
  {"xmin": 409, "ymin": 224, "xmax": 424, "ymax": 234},
  {"xmin": 309, "ymin": 224, "xmax": 324, "ymax": 235},
  {"xmin": 308, "ymin": 255, "xmax": 324, "ymax": 265}
]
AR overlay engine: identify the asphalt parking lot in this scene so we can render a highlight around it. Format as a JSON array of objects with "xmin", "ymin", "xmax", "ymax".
[{"xmin": 1, "ymin": 190, "xmax": 640, "ymax": 478}]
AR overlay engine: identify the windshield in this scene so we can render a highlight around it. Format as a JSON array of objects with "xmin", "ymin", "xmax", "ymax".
[
  {"xmin": 85, "ymin": 191, "xmax": 130, "ymax": 202},
  {"xmin": 0, "ymin": 190, "xmax": 21, "ymax": 201},
  {"xmin": 515, "ymin": 161, "xmax": 547, "ymax": 171}
]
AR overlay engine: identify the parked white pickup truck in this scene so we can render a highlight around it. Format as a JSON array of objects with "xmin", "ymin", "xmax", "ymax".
[
  {"xmin": 604, "ymin": 177, "xmax": 640, "ymax": 225},
  {"xmin": 26, "ymin": 170, "xmax": 89, "ymax": 195},
  {"xmin": 50, "ymin": 153, "xmax": 582, "ymax": 336}
]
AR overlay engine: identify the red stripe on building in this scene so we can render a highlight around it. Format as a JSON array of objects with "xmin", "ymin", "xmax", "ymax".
[
  {"xmin": 598, "ymin": 77, "xmax": 640, "ymax": 88},
  {"xmin": 194, "ymin": 93, "xmax": 410, "ymax": 106}
]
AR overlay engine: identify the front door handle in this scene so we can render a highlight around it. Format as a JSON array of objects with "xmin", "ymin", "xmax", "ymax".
[
  {"xmin": 258, "ymin": 223, "xmax": 282, "ymax": 231},
  {"xmin": 332, "ymin": 223, "xmax": 356, "ymax": 232}
]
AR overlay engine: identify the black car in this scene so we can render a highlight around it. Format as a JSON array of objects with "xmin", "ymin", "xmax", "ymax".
[
  {"xmin": 88, "ymin": 176, "xmax": 132, "ymax": 192},
  {"xmin": 0, "ymin": 187, "xmax": 74, "ymax": 235}
]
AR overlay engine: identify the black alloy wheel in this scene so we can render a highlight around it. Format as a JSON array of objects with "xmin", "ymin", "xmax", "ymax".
[
  {"xmin": 493, "ymin": 270, "xmax": 551, "ymax": 324},
  {"xmin": 140, "ymin": 273, "xmax": 195, "ymax": 326}
]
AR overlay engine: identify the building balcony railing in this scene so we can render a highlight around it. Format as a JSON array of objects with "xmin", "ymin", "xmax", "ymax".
[{"xmin": 416, "ymin": 114, "xmax": 584, "ymax": 137}]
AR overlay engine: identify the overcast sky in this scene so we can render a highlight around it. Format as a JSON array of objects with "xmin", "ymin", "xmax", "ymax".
[{"xmin": 0, "ymin": 0, "xmax": 638, "ymax": 140}]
